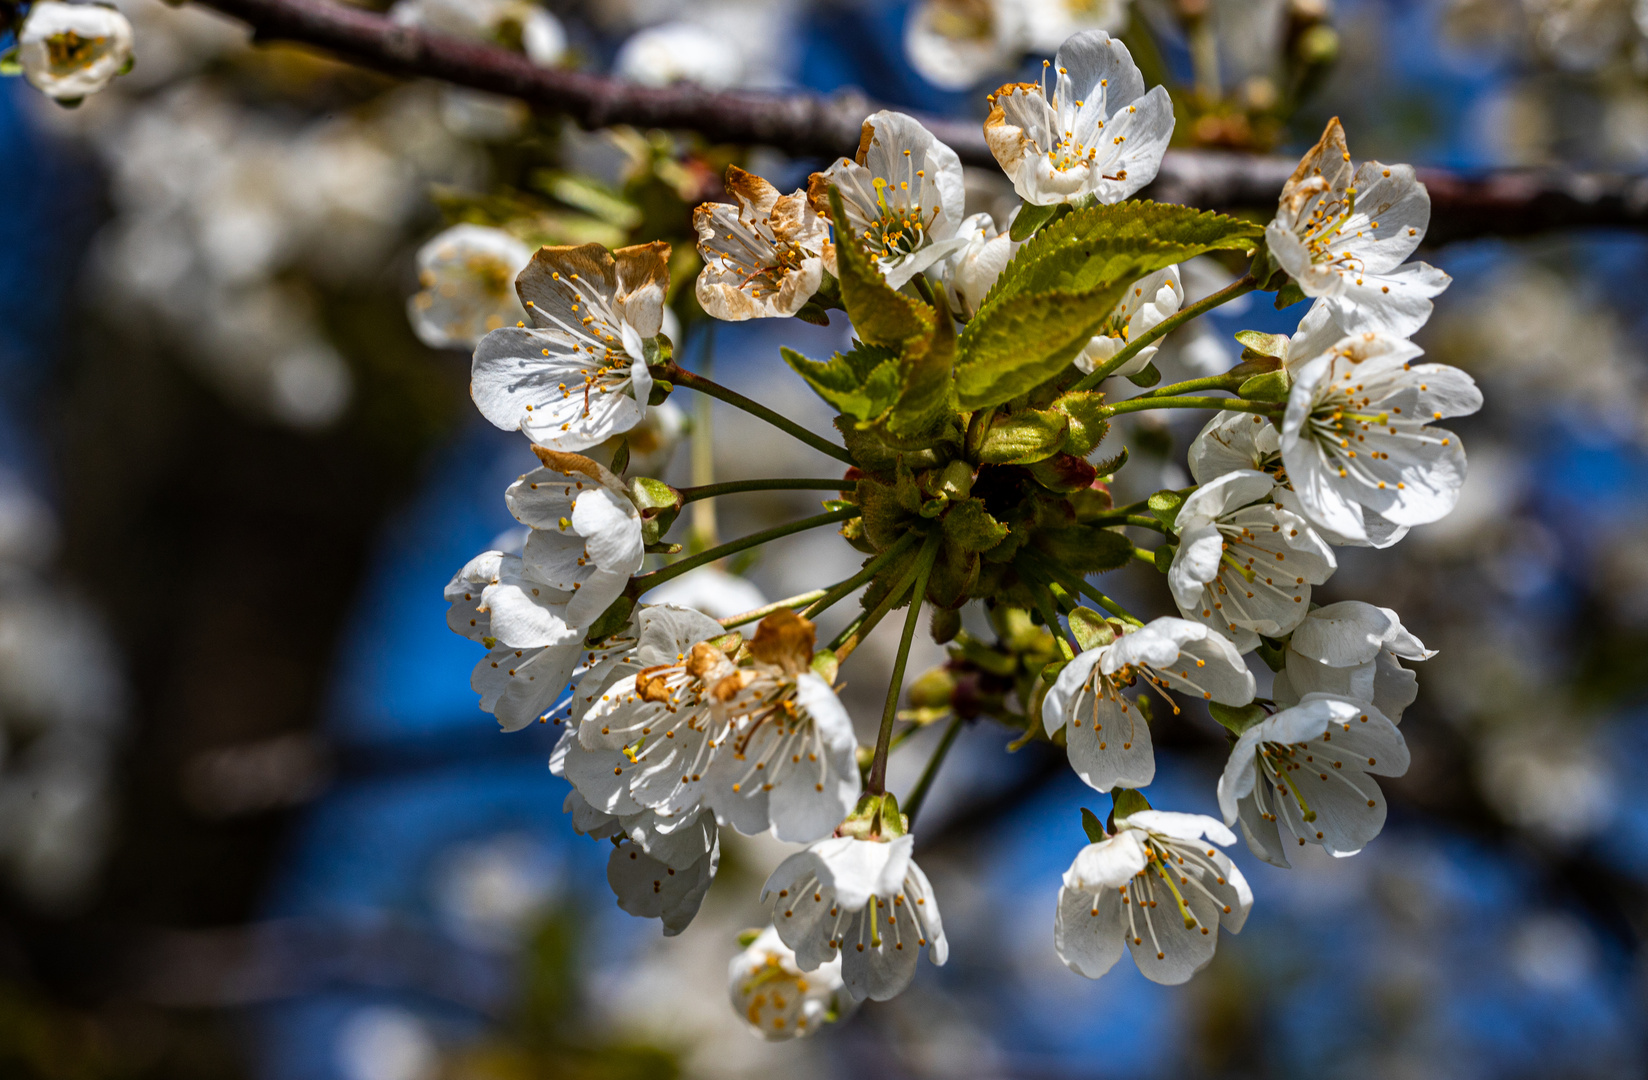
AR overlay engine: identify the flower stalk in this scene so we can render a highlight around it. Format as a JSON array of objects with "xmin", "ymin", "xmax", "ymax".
[{"xmin": 866, "ymin": 533, "xmax": 942, "ymax": 795}]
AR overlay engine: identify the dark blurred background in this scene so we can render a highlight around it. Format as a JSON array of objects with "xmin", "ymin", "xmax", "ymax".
[{"xmin": 1, "ymin": 0, "xmax": 1646, "ymax": 1077}]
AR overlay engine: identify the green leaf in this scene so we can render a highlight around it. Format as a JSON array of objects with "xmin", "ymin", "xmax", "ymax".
[
  {"xmin": 1033, "ymin": 525, "xmax": 1131, "ymax": 572},
  {"xmin": 1147, "ymin": 488, "xmax": 1188, "ymax": 529},
  {"xmin": 956, "ymin": 284, "xmax": 1140, "ymax": 410},
  {"xmin": 782, "ymin": 343, "xmax": 902, "ymax": 423},
  {"xmin": 827, "ymin": 187, "xmax": 934, "ymax": 347},
  {"xmin": 1080, "ymin": 807, "xmax": 1108, "ymax": 844},
  {"xmin": 977, "ymin": 409, "xmax": 1070, "ymax": 465},
  {"xmin": 987, "ymin": 201, "xmax": 1265, "ymax": 308},
  {"xmin": 887, "ymin": 299, "xmax": 957, "ymax": 438},
  {"xmin": 1009, "ymin": 202, "xmax": 1060, "ymax": 242},
  {"xmin": 942, "ymin": 498, "xmax": 1010, "ymax": 554}
]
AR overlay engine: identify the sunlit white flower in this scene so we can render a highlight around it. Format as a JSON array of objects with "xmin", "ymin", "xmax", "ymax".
[
  {"xmin": 1055, "ymin": 809, "xmax": 1250, "ymax": 984},
  {"xmin": 1280, "ymin": 330, "xmax": 1482, "ymax": 544},
  {"xmin": 1044, "ymin": 617, "xmax": 1255, "ymax": 792},
  {"xmin": 985, "ymin": 31, "xmax": 1173, "ymax": 206},
  {"xmin": 471, "ymin": 241, "xmax": 670, "ymax": 451},
  {"xmin": 580, "ymin": 610, "xmax": 859, "ymax": 842},
  {"xmin": 1217, "ymin": 693, "xmax": 1410, "ymax": 867},
  {"xmin": 762, "ymin": 834, "xmax": 947, "ymax": 1001},
  {"xmin": 1266, "ymin": 118, "xmax": 1451, "ymax": 337},
  {"xmin": 1188, "ymin": 410, "xmax": 1283, "ymax": 485},
  {"xmin": 903, "ymin": 0, "xmax": 1023, "ymax": 90},
  {"xmin": 506, "ymin": 449, "xmax": 644, "ymax": 628},
  {"xmin": 729, "ymin": 926, "xmax": 856, "ymax": 1040},
  {"xmin": 694, "ymin": 166, "xmax": 835, "ymax": 321},
  {"xmin": 407, "ymin": 225, "xmax": 533, "ymax": 350},
  {"xmin": 1169, "ymin": 469, "xmax": 1336, "ymax": 652},
  {"xmin": 389, "ymin": 0, "xmax": 566, "ymax": 66},
  {"xmin": 810, "ymin": 111, "xmax": 969, "ymax": 288},
  {"xmin": 1015, "ymin": 0, "xmax": 1130, "ymax": 51},
  {"xmin": 614, "ymin": 21, "xmax": 744, "ymax": 89},
  {"xmin": 18, "ymin": 1, "xmax": 134, "ymax": 102},
  {"xmin": 1272, "ymin": 601, "xmax": 1434, "ymax": 723},
  {"xmin": 1074, "ymin": 265, "xmax": 1184, "ymax": 376},
  {"xmin": 445, "ymin": 550, "xmax": 582, "ymax": 731},
  {"xmin": 605, "ymin": 809, "xmax": 719, "ymax": 936},
  {"xmin": 933, "ymin": 210, "xmax": 1016, "ymax": 319}
]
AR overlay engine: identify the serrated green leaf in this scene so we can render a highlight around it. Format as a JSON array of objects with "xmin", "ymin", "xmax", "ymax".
[
  {"xmin": 887, "ymin": 299, "xmax": 956, "ymax": 438},
  {"xmin": 827, "ymin": 187, "xmax": 933, "ymax": 347},
  {"xmin": 782, "ymin": 344, "xmax": 902, "ymax": 423},
  {"xmin": 985, "ymin": 201, "xmax": 1265, "ymax": 309},
  {"xmin": 955, "ymin": 282, "xmax": 1141, "ymax": 410},
  {"xmin": 1009, "ymin": 202, "xmax": 1059, "ymax": 242},
  {"xmin": 977, "ymin": 409, "xmax": 1069, "ymax": 465},
  {"xmin": 942, "ymin": 498, "xmax": 1010, "ymax": 554},
  {"xmin": 1091, "ymin": 445, "xmax": 1128, "ymax": 478}
]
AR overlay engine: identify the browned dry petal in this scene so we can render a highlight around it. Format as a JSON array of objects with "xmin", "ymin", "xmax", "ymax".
[
  {"xmin": 750, "ymin": 610, "xmax": 817, "ymax": 675},
  {"xmin": 530, "ymin": 446, "xmax": 609, "ymax": 484},
  {"xmin": 1278, "ymin": 117, "xmax": 1351, "ymax": 221},
  {"xmin": 983, "ymin": 82, "xmax": 1041, "ymax": 176},
  {"xmin": 613, "ymin": 240, "xmax": 672, "ymax": 313}
]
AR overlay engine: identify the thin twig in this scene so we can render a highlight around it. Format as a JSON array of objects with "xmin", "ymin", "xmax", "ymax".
[{"xmin": 190, "ymin": 0, "xmax": 1648, "ymax": 241}]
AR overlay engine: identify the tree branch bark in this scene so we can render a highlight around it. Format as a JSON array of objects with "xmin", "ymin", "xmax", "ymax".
[{"xmin": 197, "ymin": 0, "xmax": 1648, "ymax": 242}]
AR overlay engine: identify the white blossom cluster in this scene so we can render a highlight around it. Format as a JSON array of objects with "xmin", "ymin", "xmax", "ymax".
[{"xmin": 422, "ymin": 27, "xmax": 1482, "ymax": 1042}]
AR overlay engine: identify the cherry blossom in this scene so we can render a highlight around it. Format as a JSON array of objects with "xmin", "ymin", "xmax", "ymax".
[
  {"xmin": 1273, "ymin": 601, "xmax": 1434, "ymax": 723},
  {"xmin": 694, "ymin": 166, "xmax": 835, "ymax": 321}
]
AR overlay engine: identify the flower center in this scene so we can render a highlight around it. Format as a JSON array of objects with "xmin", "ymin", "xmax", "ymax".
[{"xmin": 46, "ymin": 30, "xmax": 107, "ymax": 70}]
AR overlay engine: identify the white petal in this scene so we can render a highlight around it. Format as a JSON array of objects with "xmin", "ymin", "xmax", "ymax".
[{"xmin": 1054, "ymin": 884, "xmax": 1128, "ymax": 979}]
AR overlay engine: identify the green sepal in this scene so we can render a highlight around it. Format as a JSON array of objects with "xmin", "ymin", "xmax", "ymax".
[
  {"xmin": 609, "ymin": 437, "xmax": 631, "ymax": 476},
  {"xmin": 1110, "ymin": 788, "xmax": 1153, "ymax": 821},
  {"xmin": 0, "ymin": 47, "xmax": 20, "ymax": 77},
  {"xmin": 1080, "ymin": 807, "xmax": 1109, "ymax": 844},
  {"xmin": 1009, "ymin": 201, "xmax": 1060, "ymax": 242},
  {"xmin": 976, "ymin": 409, "xmax": 1070, "ymax": 465},
  {"xmin": 1051, "ymin": 390, "xmax": 1110, "ymax": 457},
  {"xmin": 794, "ymin": 301, "xmax": 833, "ymax": 326},
  {"xmin": 1274, "ymin": 281, "xmax": 1308, "ymax": 309},
  {"xmin": 736, "ymin": 928, "xmax": 763, "ymax": 948},
  {"xmin": 838, "ymin": 792, "xmax": 907, "ymax": 840},
  {"xmin": 1147, "ymin": 488, "xmax": 1189, "ymax": 529},
  {"xmin": 643, "ymin": 541, "xmax": 682, "ymax": 555},
  {"xmin": 1027, "ymin": 453, "xmax": 1100, "ymax": 494},
  {"xmin": 811, "ymin": 649, "xmax": 840, "ymax": 685},
  {"xmin": 1068, "ymin": 606, "xmax": 1117, "ymax": 652},
  {"xmin": 1238, "ymin": 368, "xmax": 1292, "ymax": 402},
  {"xmin": 630, "ymin": 476, "xmax": 682, "ymax": 544},
  {"xmin": 1256, "ymin": 635, "xmax": 1288, "ymax": 672},
  {"xmin": 930, "ymin": 607, "xmax": 961, "ymax": 645},
  {"xmin": 583, "ymin": 595, "xmax": 636, "ymax": 646},
  {"xmin": 1152, "ymin": 545, "xmax": 1174, "ymax": 573},
  {"xmin": 1125, "ymin": 362, "xmax": 1162, "ymax": 388},
  {"xmin": 1209, "ymin": 701, "xmax": 1270, "ymax": 735},
  {"xmin": 646, "ymin": 379, "xmax": 673, "ymax": 406},
  {"xmin": 1235, "ymin": 330, "xmax": 1290, "ymax": 360}
]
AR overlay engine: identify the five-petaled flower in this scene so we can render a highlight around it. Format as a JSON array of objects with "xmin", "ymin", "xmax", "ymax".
[
  {"xmin": 1273, "ymin": 601, "xmax": 1435, "ymax": 723},
  {"xmin": 1280, "ymin": 329, "xmax": 1482, "ymax": 545},
  {"xmin": 728, "ymin": 926, "xmax": 856, "ymax": 1040},
  {"xmin": 1218, "ymin": 693, "xmax": 1411, "ymax": 867},
  {"xmin": 1266, "ymin": 118, "xmax": 1451, "ymax": 337},
  {"xmin": 1169, "ymin": 469, "xmax": 1337, "ymax": 652},
  {"xmin": 1075, "ymin": 265, "xmax": 1184, "ymax": 376},
  {"xmin": 985, "ymin": 30, "xmax": 1173, "ymax": 206},
  {"xmin": 762, "ymin": 833, "xmax": 948, "ymax": 1001},
  {"xmin": 1043, "ymin": 617, "xmax": 1255, "ymax": 792},
  {"xmin": 17, "ymin": 1, "xmax": 134, "ymax": 103},
  {"xmin": 810, "ymin": 111, "xmax": 969, "ymax": 288},
  {"xmin": 471, "ymin": 241, "xmax": 670, "ymax": 450},
  {"xmin": 408, "ymin": 224, "xmax": 533, "ymax": 350},
  {"xmin": 1055, "ymin": 810, "xmax": 1251, "ymax": 985},
  {"xmin": 695, "ymin": 166, "xmax": 836, "ymax": 320}
]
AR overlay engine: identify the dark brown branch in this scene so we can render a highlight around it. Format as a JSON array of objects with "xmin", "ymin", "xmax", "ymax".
[{"xmin": 195, "ymin": 0, "xmax": 1648, "ymax": 241}]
